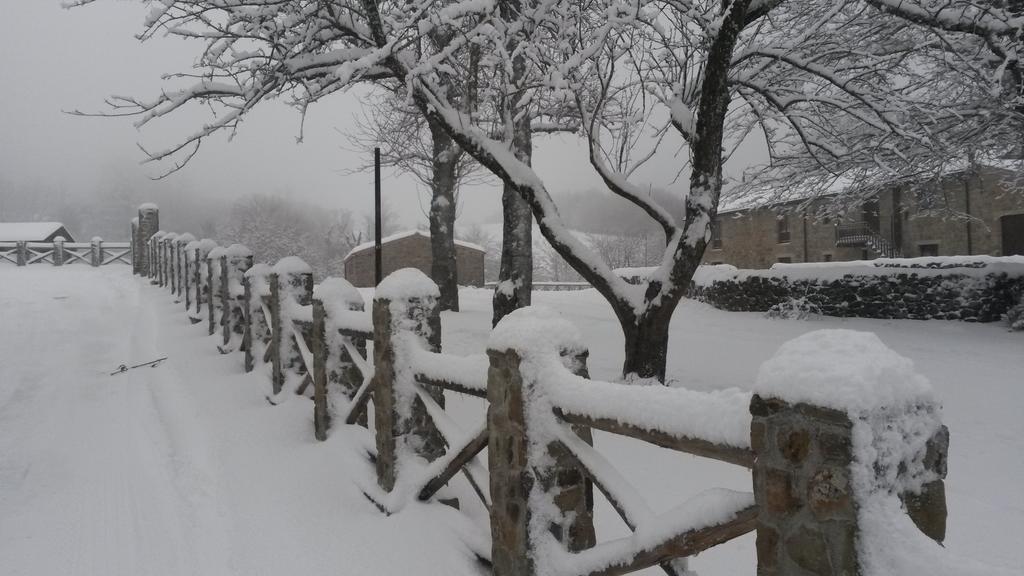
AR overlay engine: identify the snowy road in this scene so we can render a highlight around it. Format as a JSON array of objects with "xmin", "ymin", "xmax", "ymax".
[
  {"xmin": 0, "ymin": 267, "xmax": 484, "ymax": 576},
  {"xmin": 1, "ymin": 266, "xmax": 1022, "ymax": 575}
]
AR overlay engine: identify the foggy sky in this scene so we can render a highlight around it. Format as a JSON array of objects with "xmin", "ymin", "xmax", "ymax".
[{"xmin": 1, "ymin": 0, "xmax": 763, "ymax": 232}]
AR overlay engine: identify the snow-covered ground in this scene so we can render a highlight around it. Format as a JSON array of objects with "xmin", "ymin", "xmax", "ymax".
[{"xmin": 1, "ymin": 266, "xmax": 1021, "ymax": 575}]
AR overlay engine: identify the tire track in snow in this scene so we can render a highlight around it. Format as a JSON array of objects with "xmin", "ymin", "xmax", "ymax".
[{"xmin": 124, "ymin": 280, "xmax": 237, "ymax": 576}]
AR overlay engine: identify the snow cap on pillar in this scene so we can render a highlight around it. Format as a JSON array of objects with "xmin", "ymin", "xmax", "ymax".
[{"xmin": 375, "ymin": 268, "xmax": 440, "ymax": 301}]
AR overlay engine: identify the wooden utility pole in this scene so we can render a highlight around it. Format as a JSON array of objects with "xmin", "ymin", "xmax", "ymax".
[{"xmin": 375, "ymin": 147, "xmax": 383, "ymax": 286}]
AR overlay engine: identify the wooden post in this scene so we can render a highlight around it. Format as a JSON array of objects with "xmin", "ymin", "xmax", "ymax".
[
  {"xmin": 90, "ymin": 236, "xmax": 102, "ymax": 266},
  {"xmin": 16, "ymin": 241, "xmax": 27, "ymax": 266},
  {"xmin": 221, "ymin": 247, "xmax": 254, "ymax": 348},
  {"xmin": 158, "ymin": 236, "xmax": 166, "ymax": 284},
  {"xmin": 174, "ymin": 241, "xmax": 182, "ymax": 295},
  {"xmin": 374, "ymin": 146, "xmax": 383, "ymax": 286},
  {"xmin": 53, "ymin": 238, "xmax": 65, "ymax": 266},
  {"xmin": 207, "ymin": 252, "xmax": 218, "ymax": 335},
  {"xmin": 91, "ymin": 238, "xmax": 103, "ymax": 267},
  {"xmin": 312, "ymin": 299, "xmax": 330, "ymax": 440},
  {"xmin": 149, "ymin": 237, "xmax": 156, "ymax": 280},
  {"xmin": 194, "ymin": 248, "xmax": 203, "ymax": 314},
  {"xmin": 243, "ymin": 274, "xmax": 255, "ymax": 372},
  {"xmin": 184, "ymin": 245, "xmax": 192, "ymax": 310},
  {"xmin": 130, "ymin": 219, "xmax": 139, "ymax": 273},
  {"xmin": 220, "ymin": 255, "xmax": 230, "ymax": 345},
  {"xmin": 372, "ymin": 269, "xmax": 445, "ymax": 492},
  {"xmin": 310, "ymin": 278, "xmax": 368, "ymax": 439},
  {"xmin": 268, "ymin": 272, "xmax": 284, "ymax": 394}
]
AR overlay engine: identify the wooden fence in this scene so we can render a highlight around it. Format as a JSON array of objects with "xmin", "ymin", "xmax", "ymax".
[
  {"xmin": 0, "ymin": 239, "xmax": 131, "ymax": 267},
  {"xmin": 135, "ymin": 205, "xmax": 952, "ymax": 576}
]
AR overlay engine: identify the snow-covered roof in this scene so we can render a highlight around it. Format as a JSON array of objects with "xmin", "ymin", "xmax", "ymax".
[
  {"xmin": 0, "ymin": 222, "xmax": 72, "ymax": 242},
  {"xmin": 344, "ymin": 229, "xmax": 486, "ymax": 260}
]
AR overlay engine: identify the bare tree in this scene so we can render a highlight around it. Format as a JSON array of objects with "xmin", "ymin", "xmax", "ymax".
[
  {"xmin": 71, "ymin": 0, "xmax": 1013, "ymax": 382},
  {"xmin": 344, "ymin": 92, "xmax": 489, "ymax": 311}
]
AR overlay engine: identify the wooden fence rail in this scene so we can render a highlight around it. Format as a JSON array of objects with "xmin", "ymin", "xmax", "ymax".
[
  {"xmin": 0, "ymin": 240, "xmax": 131, "ymax": 267},
  {"xmin": 131, "ymin": 204, "xmax": 952, "ymax": 576}
]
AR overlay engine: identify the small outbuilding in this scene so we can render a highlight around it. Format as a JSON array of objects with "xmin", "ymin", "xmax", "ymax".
[
  {"xmin": 0, "ymin": 222, "xmax": 75, "ymax": 243},
  {"xmin": 344, "ymin": 230, "xmax": 485, "ymax": 288}
]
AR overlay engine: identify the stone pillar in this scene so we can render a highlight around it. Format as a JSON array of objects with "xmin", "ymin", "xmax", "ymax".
[
  {"xmin": 750, "ymin": 331, "xmax": 948, "ymax": 576},
  {"xmin": 137, "ymin": 204, "xmax": 159, "ymax": 276},
  {"xmin": 901, "ymin": 425, "xmax": 948, "ymax": 542},
  {"xmin": 372, "ymin": 269, "xmax": 445, "ymax": 493},
  {"xmin": 487, "ymin": 345, "xmax": 535, "ymax": 576},
  {"xmin": 91, "ymin": 237, "xmax": 103, "ymax": 267},
  {"xmin": 52, "ymin": 238, "xmax": 65, "ymax": 266},
  {"xmin": 487, "ymin": 309, "xmax": 595, "ymax": 576},
  {"xmin": 751, "ymin": 396, "xmax": 860, "ymax": 576},
  {"xmin": 16, "ymin": 241, "xmax": 27, "ymax": 266}
]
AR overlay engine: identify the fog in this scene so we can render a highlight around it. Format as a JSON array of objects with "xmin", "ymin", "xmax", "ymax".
[{"xmin": 0, "ymin": 0, "xmax": 764, "ymax": 240}]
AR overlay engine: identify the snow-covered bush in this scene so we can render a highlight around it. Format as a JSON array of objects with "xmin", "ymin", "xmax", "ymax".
[
  {"xmin": 1006, "ymin": 296, "xmax": 1024, "ymax": 331},
  {"xmin": 765, "ymin": 296, "xmax": 822, "ymax": 320}
]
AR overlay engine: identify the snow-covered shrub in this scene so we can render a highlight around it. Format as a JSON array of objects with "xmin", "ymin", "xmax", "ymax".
[
  {"xmin": 765, "ymin": 296, "xmax": 821, "ymax": 320},
  {"xmin": 1006, "ymin": 296, "xmax": 1024, "ymax": 331}
]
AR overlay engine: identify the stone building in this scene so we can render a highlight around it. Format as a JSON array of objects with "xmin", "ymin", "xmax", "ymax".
[
  {"xmin": 343, "ymin": 230, "xmax": 486, "ymax": 288},
  {"xmin": 705, "ymin": 165, "xmax": 1024, "ymax": 269}
]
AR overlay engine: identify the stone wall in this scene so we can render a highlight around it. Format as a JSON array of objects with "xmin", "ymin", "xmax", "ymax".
[{"xmin": 690, "ymin": 261, "xmax": 1024, "ymax": 322}]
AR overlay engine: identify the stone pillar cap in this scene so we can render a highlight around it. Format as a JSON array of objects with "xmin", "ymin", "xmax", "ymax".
[{"xmin": 754, "ymin": 329, "xmax": 934, "ymax": 414}]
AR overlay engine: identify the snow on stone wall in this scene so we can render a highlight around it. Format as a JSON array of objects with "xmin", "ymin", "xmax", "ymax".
[{"xmin": 687, "ymin": 257, "xmax": 1024, "ymax": 322}]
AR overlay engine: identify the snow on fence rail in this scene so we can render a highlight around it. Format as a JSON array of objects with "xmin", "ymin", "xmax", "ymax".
[
  {"xmin": 0, "ymin": 239, "xmax": 131, "ymax": 267},
  {"xmin": 130, "ymin": 204, "xmax": 989, "ymax": 576}
]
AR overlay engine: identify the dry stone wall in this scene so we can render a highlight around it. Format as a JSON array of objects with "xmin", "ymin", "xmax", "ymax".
[{"xmin": 688, "ymin": 259, "xmax": 1024, "ymax": 322}]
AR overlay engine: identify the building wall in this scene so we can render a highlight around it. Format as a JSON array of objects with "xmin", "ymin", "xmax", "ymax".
[
  {"xmin": 344, "ymin": 233, "xmax": 485, "ymax": 288},
  {"xmin": 704, "ymin": 202, "xmax": 863, "ymax": 269},
  {"xmin": 704, "ymin": 167, "xmax": 1024, "ymax": 269},
  {"xmin": 894, "ymin": 167, "xmax": 1024, "ymax": 257}
]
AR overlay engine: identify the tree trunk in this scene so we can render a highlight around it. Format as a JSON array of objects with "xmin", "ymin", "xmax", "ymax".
[
  {"xmin": 492, "ymin": 88, "xmax": 534, "ymax": 326},
  {"xmin": 620, "ymin": 309, "xmax": 672, "ymax": 383},
  {"xmin": 428, "ymin": 117, "xmax": 460, "ymax": 312},
  {"xmin": 493, "ymin": 183, "xmax": 533, "ymax": 326}
]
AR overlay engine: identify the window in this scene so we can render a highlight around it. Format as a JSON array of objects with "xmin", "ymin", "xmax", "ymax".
[
  {"xmin": 710, "ymin": 219, "xmax": 722, "ymax": 249},
  {"xmin": 777, "ymin": 216, "xmax": 791, "ymax": 243},
  {"xmin": 823, "ymin": 253, "xmax": 833, "ymax": 262},
  {"xmin": 777, "ymin": 256, "xmax": 793, "ymax": 263},
  {"xmin": 919, "ymin": 243, "xmax": 939, "ymax": 257},
  {"xmin": 914, "ymin": 187, "xmax": 948, "ymax": 211}
]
